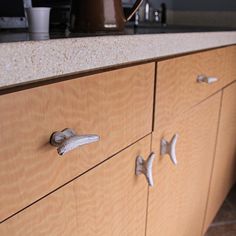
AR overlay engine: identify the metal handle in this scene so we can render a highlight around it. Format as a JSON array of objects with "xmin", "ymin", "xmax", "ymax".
[
  {"xmin": 50, "ymin": 128, "xmax": 100, "ymax": 156},
  {"xmin": 197, "ymin": 75, "xmax": 218, "ymax": 84},
  {"xmin": 135, "ymin": 152, "xmax": 155, "ymax": 187},
  {"xmin": 160, "ymin": 134, "xmax": 179, "ymax": 165}
]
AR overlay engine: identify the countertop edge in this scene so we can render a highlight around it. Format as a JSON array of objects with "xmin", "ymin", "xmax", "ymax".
[{"xmin": 1, "ymin": 31, "xmax": 236, "ymax": 90}]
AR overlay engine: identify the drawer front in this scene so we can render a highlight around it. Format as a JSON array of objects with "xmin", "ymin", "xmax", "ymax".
[
  {"xmin": 0, "ymin": 136, "xmax": 151, "ymax": 236},
  {"xmin": 227, "ymin": 45, "xmax": 236, "ymax": 83},
  {"xmin": 0, "ymin": 63, "xmax": 155, "ymax": 221},
  {"xmin": 156, "ymin": 46, "xmax": 233, "ymax": 123}
]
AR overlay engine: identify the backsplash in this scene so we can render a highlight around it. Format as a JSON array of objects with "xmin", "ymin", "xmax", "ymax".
[
  {"xmin": 149, "ymin": 0, "xmax": 236, "ymax": 27},
  {"xmin": 167, "ymin": 0, "xmax": 236, "ymax": 27},
  {"xmin": 1, "ymin": 0, "xmax": 236, "ymax": 29},
  {"xmin": 167, "ymin": 10, "xmax": 236, "ymax": 28},
  {"xmin": 120, "ymin": 1, "xmax": 236, "ymax": 33}
]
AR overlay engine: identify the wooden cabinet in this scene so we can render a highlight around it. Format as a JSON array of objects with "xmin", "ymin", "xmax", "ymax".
[
  {"xmin": 147, "ymin": 92, "xmax": 221, "ymax": 236},
  {"xmin": 0, "ymin": 136, "xmax": 152, "ymax": 236},
  {"xmin": 0, "ymin": 63, "xmax": 154, "ymax": 222},
  {"xmin": 156, "ymin": 46, "xmax": 233, "ymax": 123},
  {"xmin": 0, "ymin": 45, "xmax": 236, "ymax": 236},
  {"xmin": 203, "ymin": 82, "xmax": 236, "ymax": 233},
  {"xmin": 147, "ymin": 46, "xmax": 236, "ymax": 236}
]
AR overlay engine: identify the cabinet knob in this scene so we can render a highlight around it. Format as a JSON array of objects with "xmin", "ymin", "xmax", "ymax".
[
  {"xmin": 197, "ymin": 75, "xmax": 218, "ymax": 84},
  {"xmin": 50, "ymin": 128, "xmax": 100, "ymax": 156},
  {"xmin": 135, "ymin": 152, "xmax": 155, "ymax": 187},
  {"xmin": 160, "ymin": 134, "xmax": 179, "ymax": 165}
]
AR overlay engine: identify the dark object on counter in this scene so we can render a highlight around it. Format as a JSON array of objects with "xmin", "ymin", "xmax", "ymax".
[
  {"xmin": 0, "ymin": 0, "xmax": 27, "ymax": 28},
  {"xmin": 32, "ymin": 0, "xmax": 70, "ymax": 31},
  {"xmin": 160, "ymin": 3, "xmax": 166, "ymax": 25},
  {"xmin": 0, "ymin": 0, "xmax": 24, "ymax": 17},
  {"xmin": 70, "ymin": 0, "xmax": 143, "ymax": 33}
]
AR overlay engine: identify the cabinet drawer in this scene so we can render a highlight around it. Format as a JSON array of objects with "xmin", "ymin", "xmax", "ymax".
[
  {"xmin": 227, "ymin": 45, "xmax": 236, "ymax": 83},
  {"xmin": 156, "ymin": 46, "xmax": 233, "ymax": 123},
  {"xmin": 0, "ymin": 136, "xmax": 151, "ymax": 236},
  {"xmin": 0, "ymin": 63, "xmax": 155, "ymax": 221}
]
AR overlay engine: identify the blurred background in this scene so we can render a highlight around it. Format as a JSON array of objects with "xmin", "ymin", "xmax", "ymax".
[{"xmin": 1, "ymin": 0, "xmax": 236, "ymax": 29}]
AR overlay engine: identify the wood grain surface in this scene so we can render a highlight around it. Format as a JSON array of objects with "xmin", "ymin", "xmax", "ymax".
[
  {"xmin": 155, "ymin": 46, "xmax": 235, "ymax": 125},
  {"xmin": 147, "ymin": 92, "xmax": 221, "ymax": 236},
  {"xmin": 228, "ymin": 45, "xmax": 236, "ymax": 84},
  {"xmin": 203, "ymin": 82, "xmax": 236, "ymax": 234},
  {"xmin": 0, "ymin": 136, "xmax": 151, "ymax": 236},
  {"xmin": 0, "ymin": 63, "xmax": 155, "ymax": 221}
]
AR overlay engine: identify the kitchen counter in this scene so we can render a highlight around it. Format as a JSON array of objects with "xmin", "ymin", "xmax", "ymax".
[
  {"xmin": 1, "ymin": 30, "xmax": 236, "ymax": 90},
  {"xmin": 0, "ymin": 25, "xmax": 236, "ymax": 235}
]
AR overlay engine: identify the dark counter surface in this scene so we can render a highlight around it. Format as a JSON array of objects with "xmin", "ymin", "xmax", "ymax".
[{"xmin": 1, "ymin": 24, "xmax": 236, "ymax": 43}]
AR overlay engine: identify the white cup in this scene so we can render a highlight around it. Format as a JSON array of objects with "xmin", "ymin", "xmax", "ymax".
[{"xmin": 26, "ymin": 7, "xmax": 51, "ymax": 33}]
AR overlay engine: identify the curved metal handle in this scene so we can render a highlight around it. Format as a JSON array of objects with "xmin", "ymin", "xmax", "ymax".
[
  {"xmin": 160, "ymin": 134, "xmax": 179, "ymax": 165},
  {"xmin": 135, "ymin": 152, "xmax": 155, "ymax": 187},
  {"xmin": 50, "ymin": 128, "xmax": 100, "ymax": 156},
  {"xmin": 197, "ymin": 75, "xmax": 218, "ymax": 84},
  {"xmin": 125, "ymin": 0, "xmax": 143, "ymax": 21}
]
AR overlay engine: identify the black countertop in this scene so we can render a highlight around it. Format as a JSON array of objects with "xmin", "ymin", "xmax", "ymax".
[{"xmin": 1, "ymin": 24, "xmax": 236, "ymax": 44}]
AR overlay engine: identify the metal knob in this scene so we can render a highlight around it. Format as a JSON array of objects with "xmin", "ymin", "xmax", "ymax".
[
  {"xmin": 135, "ymin": 152, "xmax": 155, "ymax": 187},
  {"xmin": 50, "ymin": 128, "xmax": 100, "ymax": 156},
  {"xmin": 197, "ymin": 75, "xmax": 218, "ymax": 84},
  {"xmin": 160, "ymin": 134, "xmax": 179, "ymax": 165}
]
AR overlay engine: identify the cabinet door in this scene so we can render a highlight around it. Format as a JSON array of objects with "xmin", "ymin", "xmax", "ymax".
[
  {"xmin": 146, "ymin": 93, "xmax": 221, "ymax": 236},
  {"xmin": 203, "ymin": 82, "xmax": 236, "ymax": 233},
  {"xmin": 0, "ymin": 136, "xmax": 152, "ymax": 236}
]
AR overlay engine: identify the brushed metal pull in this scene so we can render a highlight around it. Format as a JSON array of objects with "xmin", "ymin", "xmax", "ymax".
[
  {"xmin": 136, "ymin": 152, "xmax": 155, "ymax": 187},
  {"xmin": 161, "ymin": 134, "xmax": 178, "ymax": 165},
  {"xmin": 197, "ymin": 75, "xmax": 218, "ymax": 84},
  {"xmin": 50, "ymin": 128, "xmax": 100, "ymax": 156}
]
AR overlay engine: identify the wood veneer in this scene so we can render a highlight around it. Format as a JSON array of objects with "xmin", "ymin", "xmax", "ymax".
[
  {"xmin": 0, "ymin": 136, "xmax": 151, "ymax": 236},
  {"xmin": 155, "ymin": 46, "xmax": 235, "ymax": 124},
  {"xmin": 0, "ymin": 63, "xmax": 154, "ymax": 222},
  {"xmin": 203, "ymin": 82, "xmax": 236, "ymax": 233},
  {"xmin": 147, "ymin": 93, "xmax": 221, "ymax": 236}
]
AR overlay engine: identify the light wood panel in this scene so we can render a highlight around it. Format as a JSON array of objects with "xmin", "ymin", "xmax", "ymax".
[
  {"xmin": 0, "ymin": 136, "xmax": 151, "ymax": 236},
  {"xmin": 0, "ymin": 63, "xmax": 155, "ymax": 221},
  {"xmin": 147, "ymin": 93, "xmax": 221, "ymax": 236},
  {"xmin": 156, "ymin": 46, "xmax": 233, "ymax": 124},
  {"xmin": 228, "ymin": 45, "xmax": 236, "ymax": 83},
  {"xmin": 203, "ymin": 82, "xmax": 236, "ymax": 233}
]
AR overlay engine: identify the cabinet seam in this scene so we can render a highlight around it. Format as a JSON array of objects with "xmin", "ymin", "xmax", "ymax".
[{"xmin": 200, "ymin": 90, "xmax": 224, "ymax": 235}]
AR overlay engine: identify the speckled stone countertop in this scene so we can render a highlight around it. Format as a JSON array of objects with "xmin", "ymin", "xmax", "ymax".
[{"xmin": 1, "ymin": 31, "xmax": 236, "ymax": 90}]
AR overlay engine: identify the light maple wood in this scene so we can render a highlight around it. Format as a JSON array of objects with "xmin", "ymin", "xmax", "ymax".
[
  {"xmin": 228, "ymin": 45, "xmax": 236, "ymax": 83},
  {"xmin": 156, "ymin": 46, "xmax": 234, "ymax": 124},
  {"xmin": 0, "ymin": 136, "xmax": 151, "ymax": 236},
  {"xmin": 0, "ymin": 63, "xmax": 155, "ymax": 221},
  {"xmin": 147, "ymin": 93, "xmax": 221, "ymax": 236},
  {"xmin": 203, "ymin": 82, "xmax": 236, "ymax": 234}
]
